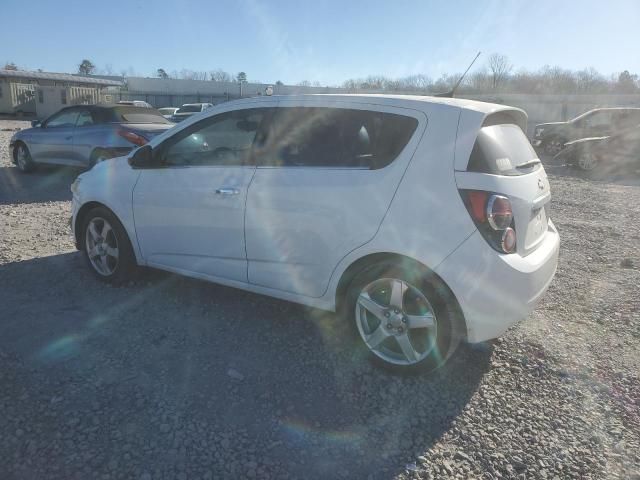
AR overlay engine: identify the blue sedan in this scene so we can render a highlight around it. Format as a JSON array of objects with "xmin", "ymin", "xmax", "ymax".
[{"xmin": 9, "ymin": 104, "xmax": 175, "ymax": 172}]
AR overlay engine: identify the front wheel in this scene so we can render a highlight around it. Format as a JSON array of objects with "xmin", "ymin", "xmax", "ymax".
[
  {"xmin": 82, "ymin": 207, "xmax": 137, "ymax": 284},
  {"xmin": 345, "ymin": 262, "xmax": 461, "ymax": 372},
  {"xmin": 14, "ymin": 143, "xmax": 36, "ymax": 173},
  {"xmin": 543, "ymin": 137, "xmax": 566, "ymax": 157}
]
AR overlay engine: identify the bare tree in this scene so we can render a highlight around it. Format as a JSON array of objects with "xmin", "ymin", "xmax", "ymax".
[
  {"xmin": 178, "ymin": 69, "xmax": 208, "ymax": 81},
  {"xmin": 209, "ymin": 69, "xmax": 232, "ymax": 82},
  {"xmin": 297, "ymin": 80, "xmax": 311, "ymax": 87},
  {"xmin": 400, "ymin": 74, "xmax": 432, "ymax": 91},
  {"xmin": 3, "ymin": 62, "xmax": 18, "ymax": 70},
  {"xmin": 487, "ymin": 53, "xmax": 512, "ymax": 89}
]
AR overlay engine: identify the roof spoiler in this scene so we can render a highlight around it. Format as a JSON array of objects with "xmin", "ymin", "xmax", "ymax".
[{"xmin": 434, "ymin": 52, "xmax": 481, "ymax": 98}]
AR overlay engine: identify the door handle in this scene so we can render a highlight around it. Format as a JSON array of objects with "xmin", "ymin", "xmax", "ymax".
[{"xmin": 215, "ymin": 187, "xmax": 240, "ymax": 195}]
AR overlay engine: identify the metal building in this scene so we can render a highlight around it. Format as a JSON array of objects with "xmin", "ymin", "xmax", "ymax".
[{"xmin": 0, "ymin": 70, "xmax": 122, "ymax": 118}]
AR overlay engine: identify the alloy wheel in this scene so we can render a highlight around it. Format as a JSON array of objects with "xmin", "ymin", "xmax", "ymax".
[
  {"xmin": 578, "ymin": 153, "xmax": 598, "ymax": 171},
  {"xmin": 355, "ymin": 278, "xmax": 438, "ymax": 366},
  {"xmin": 16, "ymin": 145, "xmax": 28, "ymax": 170},
  {"xmin": 85, "ymin": 217, "xmax": 119, "ymax": 276}
]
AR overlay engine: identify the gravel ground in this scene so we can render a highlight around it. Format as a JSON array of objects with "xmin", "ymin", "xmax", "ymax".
[{"xmin": 0, "ymin": 119, "xmax": 638, "ymax": 479}]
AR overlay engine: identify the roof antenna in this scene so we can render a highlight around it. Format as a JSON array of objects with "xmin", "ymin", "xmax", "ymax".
[{"xmin": 434, "ymin": 51, "xmax": 481, "ymax": 98}]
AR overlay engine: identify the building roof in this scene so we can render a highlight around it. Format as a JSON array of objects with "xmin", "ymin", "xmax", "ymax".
[{"xmin": 0, "ymin": 69, "xmax": 122, "ymax": 86}]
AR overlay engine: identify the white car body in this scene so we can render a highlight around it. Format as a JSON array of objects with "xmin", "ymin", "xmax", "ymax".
[{"xmin": 71, "ymin": 94, "xmax": 559, "ymax": 344}]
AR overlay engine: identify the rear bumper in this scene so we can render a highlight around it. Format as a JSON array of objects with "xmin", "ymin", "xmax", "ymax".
[{"xmin": 436, "ymin": 221, "xmax": 560, "ymax": 343}]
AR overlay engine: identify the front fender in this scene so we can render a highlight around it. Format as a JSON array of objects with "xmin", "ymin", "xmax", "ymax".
[{"xmin": 74, "ymin": 157, "xmax": 143, "ymax": 263}]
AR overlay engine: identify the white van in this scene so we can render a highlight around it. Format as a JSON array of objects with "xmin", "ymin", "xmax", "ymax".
[{"xmin": 70, "ymin": 94, "xmax": 559, "ymax": 371}]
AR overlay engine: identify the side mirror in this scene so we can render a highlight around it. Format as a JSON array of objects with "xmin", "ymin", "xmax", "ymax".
[
  {"xmin": 128, "ymin": 144, "xmax": 154, "ymax": 168},
  {"xmin": 31, "ymin": 120, "xmax": 41, "ymax": 128}
]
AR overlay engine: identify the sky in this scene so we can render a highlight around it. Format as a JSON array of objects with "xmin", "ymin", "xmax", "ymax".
[{"xmin": 2, "ymin": 0, "xmax": 639, "ymax": 85}]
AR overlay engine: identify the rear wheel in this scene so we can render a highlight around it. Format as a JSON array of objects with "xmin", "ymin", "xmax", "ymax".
[
  {"xmin": 90, "ymin": 148, "xmax": 110, "ymax": 168},
  {"xmin": 82, "ymin": 207, "xmax": 137, "ymax": 284},
  {"xmin": 345, "ymin": 262, "xmax": 462, "ymax": 372},
  {"xmin": 14, "ymin": 143, "xmax": 36, "ymax": 173},
  {"xmin": 578, "ymin": 151, "xmax": 600, "ymax": 171}
]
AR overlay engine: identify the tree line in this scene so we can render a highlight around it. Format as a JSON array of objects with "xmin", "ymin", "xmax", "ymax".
[
  {"xmin": 4, "ymin": 55, "xmax": 640, "ymax": 95},
  {"xmin": 341, "ymin": 54, "xmax": 640, "ymax": 95}
]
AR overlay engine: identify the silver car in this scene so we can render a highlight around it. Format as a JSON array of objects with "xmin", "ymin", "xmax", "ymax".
[{"xmin": 9, "ymin": 104, "xmax": 174, "ymax": 173}]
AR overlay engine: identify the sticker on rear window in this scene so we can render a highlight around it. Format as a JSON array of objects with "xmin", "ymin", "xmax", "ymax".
[{"xmin": 495, "ymin": 157, "xmax": 512, "ymax": 171}]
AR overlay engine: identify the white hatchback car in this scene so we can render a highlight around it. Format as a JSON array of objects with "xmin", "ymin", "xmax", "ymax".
[{"xmin": 71, "ymin": 94, "xmax": 559, "ymax": 371}]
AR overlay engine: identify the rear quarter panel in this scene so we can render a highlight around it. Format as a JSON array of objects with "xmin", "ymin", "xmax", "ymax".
[
  {"xmin": 73, "ymin": 124, "xmax": 132, "ymax": 164},
  {"xmin": 321, "ymin": 103, "xmax": 476, "ymax": 308}
]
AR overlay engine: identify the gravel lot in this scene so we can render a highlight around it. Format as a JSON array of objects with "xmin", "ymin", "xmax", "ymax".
[{"xmin": 0, "ymin": 119, "xmax": 638, "ymax": 479}]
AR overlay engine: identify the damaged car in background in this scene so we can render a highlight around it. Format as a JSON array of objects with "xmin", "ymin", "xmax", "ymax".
[
  {"xmin": 554, "ymin": 124, "xmax": 640, "ymax": 176},
  {"xmin": 10, "ymin": 105, "xmax": 174, "ymax": 173},
  {"xmin": 532, "ymin": 107, "xmax": 640, "ymax": 156}
]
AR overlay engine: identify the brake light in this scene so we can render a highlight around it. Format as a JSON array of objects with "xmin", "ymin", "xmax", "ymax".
[
  {"xmin": 460, "ymin": 190, "xmax": 517, "ymax": 254},
  {"xmin": 117, "ymin": 129, "xmax": 149, "ymax": 146}
]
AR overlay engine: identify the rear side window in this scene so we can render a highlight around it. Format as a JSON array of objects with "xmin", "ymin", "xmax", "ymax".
[
  {"xmin": 260, "ymin": 107, "xmax": 418, "ymax": 169},
  {"xmin": 468, "ymin": 124, "xmax": 540, "ymax": 176}
]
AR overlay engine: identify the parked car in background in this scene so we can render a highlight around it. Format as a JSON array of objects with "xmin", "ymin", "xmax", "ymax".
[
  {"xmin": 532, "ymin": 107, "xmax": 640, "ymax": 156},
  {"xmin": 171, "ymin": 103, "xmax": 213, "ymax": 122},
  {"xmin": 70, "ymin": 94, "xmax": 559, "ymax": 372},
  {"xmin": 158, "ymin": 107, "xmax": 179, "ymax": 120},
  {"xmin": 554, "ymin": 125, "xmax": 640, "ymax": 175},
  {"xmin": 117, "ymin": 100, "xmax": 153, "ymax": 108},
  {"xmin": 10, "ymin": 104, "xmax": 173, "ymax": 172}
]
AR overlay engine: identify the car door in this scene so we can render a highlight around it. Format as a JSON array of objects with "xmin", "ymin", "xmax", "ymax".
[
  {"xmin": 245, "ymin": 100, "xmax": 426, "ymax": 298},
  {"xmin": 29, "ymin": 108, "xmax": 80, "ymax": 164},
  {"xmin": 582, "ymin": 110, "xmax": 613, "ymax": 137},
  {"xmin": 132, "ymin": 106, "xmax": 272, "ymax": 282}
]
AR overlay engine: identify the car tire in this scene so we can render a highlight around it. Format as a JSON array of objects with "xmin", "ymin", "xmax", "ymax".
[
  {"xmin": 577, "ymin": 152, "xmax": 600, "ymax": 172},
  {"xmin": 14, "ymin": 142, "xmax": 36, "ymax": 173},
  {"xmin": 543, "ymin": 137, "xmax": 566, "ymax": 157},
  {"xmin": 82, "ymin": 207, "xmax": 137, "ymax": 284},
  {"xmin": 89, "ymin": 148, "xmax": 110, "ymax": 168},
  {"xmin": 343, "ymin": 261, "xmax": 463, "ymax": 373}
]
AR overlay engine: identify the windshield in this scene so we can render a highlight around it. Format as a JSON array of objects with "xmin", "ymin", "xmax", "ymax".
[{"xmin": 177, "ymin": 105, "xmax": 202, "ymax": 113}]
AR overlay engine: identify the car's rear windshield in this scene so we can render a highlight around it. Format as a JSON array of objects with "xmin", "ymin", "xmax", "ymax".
[
  {"xmin": 177, "ymin": 105, "xmax": 202, "ymax": 113},
  {"xmin": 107, "ymin": 107, "xmax": 170, "ymax": 124},
  {"xmin": 468, "ymin": 123, "xmax": 540, "ymax": 176}
]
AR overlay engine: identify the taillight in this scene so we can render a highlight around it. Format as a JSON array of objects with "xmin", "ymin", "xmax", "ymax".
[
  {"xmin": 487, "ymin": 195, "xmax": 513, "ymax": 230},
  {"xmin": 117, "ymin": 128, "xmax": 148, "ymax": 146},
  {"xmin": 460, "ymin": 190, "xmax": 517, "ymax": 254}
]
